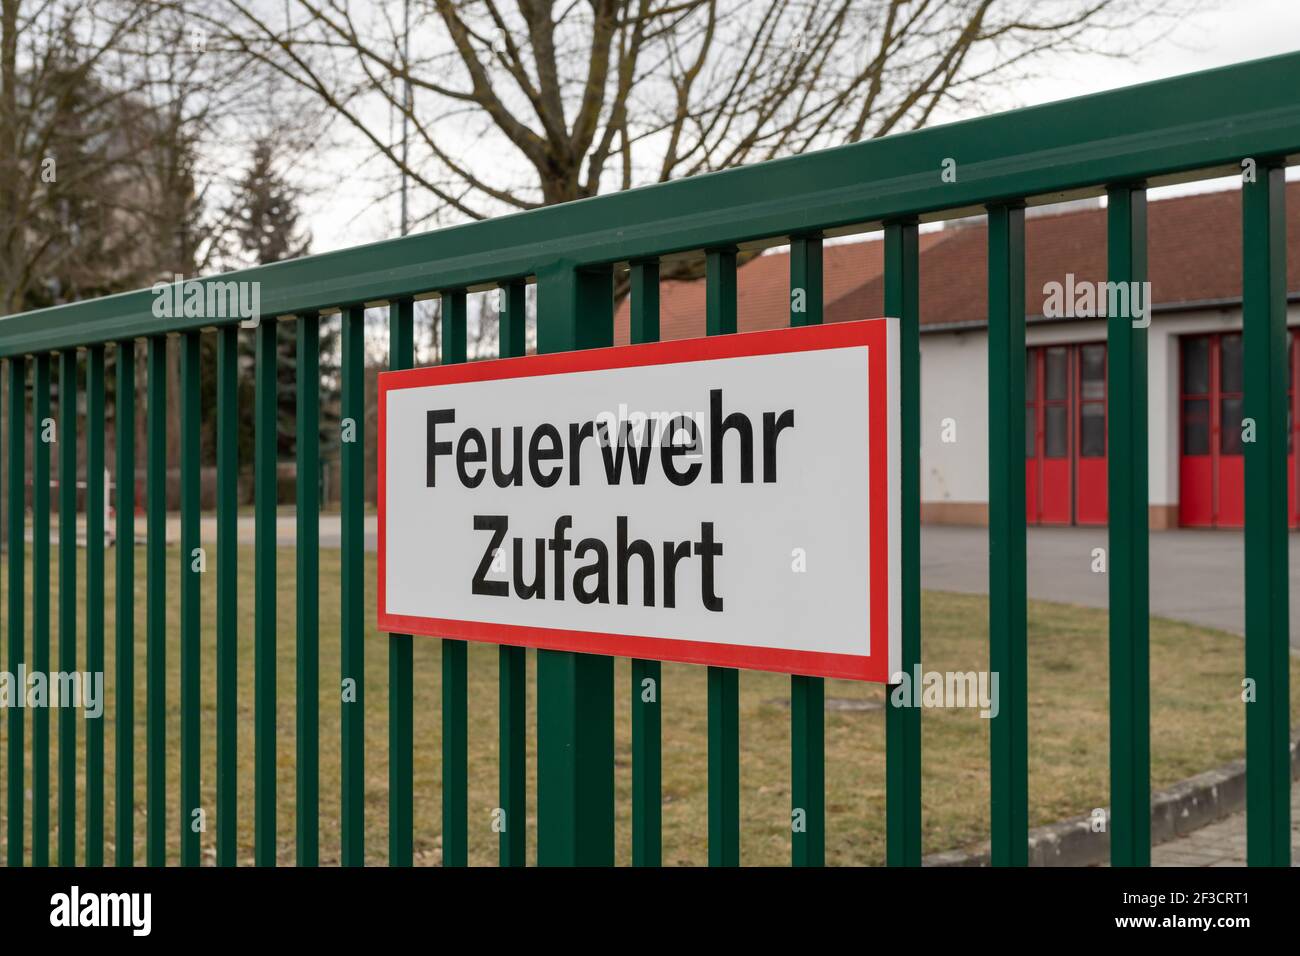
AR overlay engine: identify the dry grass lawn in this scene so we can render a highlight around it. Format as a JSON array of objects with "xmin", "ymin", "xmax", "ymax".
[{"xmin": 0, "ymin": 544, "xmax": 1294, "ymax": 866}]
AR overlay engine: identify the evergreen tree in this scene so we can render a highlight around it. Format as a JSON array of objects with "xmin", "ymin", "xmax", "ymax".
[
  {"xmin": 220, "ymin": 137, "xmax": 338, "ymax": 500},
  {"xmin": 223, "ymin": 140, "xmax": 311, "ymax": 266}
]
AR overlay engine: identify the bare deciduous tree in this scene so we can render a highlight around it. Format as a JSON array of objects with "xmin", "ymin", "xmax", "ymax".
[
  {"xmin": 194, "ymin": 0, "xmax": 1197, "ymax": 242},
  {"xmin": 0, "ymin": 0, "xmax": 160, "ymax": 313},
  {"xmin": 0, "ymin": 0, "xmax": 321, "ymax": 315}
]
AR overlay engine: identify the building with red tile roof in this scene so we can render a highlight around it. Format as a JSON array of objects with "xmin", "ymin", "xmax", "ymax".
[{"xmin": 616, "ymin": 183, "xmax": 1300, "ymax": 528}]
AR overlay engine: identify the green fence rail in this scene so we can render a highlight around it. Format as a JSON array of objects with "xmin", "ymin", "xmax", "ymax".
[{"xmin": 0, "ymin": 52, "xmax": 1297, "ymax": 866}]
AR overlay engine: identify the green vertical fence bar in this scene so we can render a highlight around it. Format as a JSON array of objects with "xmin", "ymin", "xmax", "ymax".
[
  {"xmin": 705, "ymin": 247, "xmax": 740, "ymax": 867},
  {"xmin": 706, "ymin": 248, "xmax": 737, "ymax": 335},
  {"xmin": 86, "ymin": 346, "xmax": 105, "ymax": 866},
  {"xmin": 535, "ymin": 262, "xmax": 615, "ymax": 867},
  {"xmin": 58, "ymin": 349, "xmax": 78, "ymax": 866},
  {"xmin": 32, "ymin": 352, "xmax": 50, "ymax": 867},
  {"xmin": 254, "ymin": 316, "xmax": 277, "ymax": 866},
  {"xmin": 297, "ymin": 312, "xmax": 321, "ymax": 867},
  {"xmin": 7, "ymin": 356, "xmax": 25, "ymax": 867},
  {"xmin": 987, "ymin": 203, "xmax": 1028, "ymax": 867},
  {"xmin": 388, "ymin": 298, "xmax": 414, "ymax": 867},
  {"xmin": 497, "ymin": 636, "xmax": 526, "ymax": 865},
  {"xmin": 114, "ymin": 342, "xmax": 134, "ymax": 866},
  {"xmin": 146, "ymin": 335, "xmax": 167, "ymax": 866},
  {"xmin": 629, "ymin": 260, "xmax": 659, "ymax": 345},
  {"xmin": 790, "ymin": 676, "xmax": 823, "ymax": 866},
  {"xmin": 441, "ymin": 291, "xmax": 469, "ymax": 868},
  {"xmin": 498, "ymin": 281, "xmax": 527, "ymax": 868},
  {"xmin": 216, "ymin": 325, "xmax": 238, "ymax": 867},
  {"xmin": 1243, "ymin": 160, "xmax": 1291, "ymax": 867},
  {"xmin": 1107, "ymin": 185, "xmax": 1151, "ymax": 867},
  {"xmin": 789, "ymin": 234, "xmax": 825, "ymax": 867},
  {"xmin": 629, "ymin": 259, "xmax": 662, "ymax": 868},
  {"xmin": 180, "ymin": 331, "xmax": 201, "ymax": 866},
  {"xmin": 340, "ymin": 305, "xmax": 365, "ymax": 866},
  {"xmin": 706, "ymin": 667, "xmax": 739, "ymax": 867},
  {"xmin": 884, "ymin": 220, "xmax": 923, "ymax": 866}
]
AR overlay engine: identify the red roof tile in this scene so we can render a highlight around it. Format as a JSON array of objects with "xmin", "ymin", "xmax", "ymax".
[
  {"xmin": 829, "ymin": 182, "xmax": 1300, "ymax": 327},
  {"xmin": 613, "ymin": 182, "xmax": 1300, "ymax": 336},
  {"xmin": 613, "ymin": 234, "xmax": 946, "ymax": 343}
]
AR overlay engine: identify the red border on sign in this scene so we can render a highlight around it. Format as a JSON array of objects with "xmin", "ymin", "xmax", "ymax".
[{"xmin": 378, "ymin": 319, "xmax": 895, "ymax": 682}]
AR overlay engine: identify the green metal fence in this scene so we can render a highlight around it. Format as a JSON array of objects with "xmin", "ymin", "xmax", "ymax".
[{"xmin": 0, "ymin": 52, "xmax": 1297, "ymax": 867}]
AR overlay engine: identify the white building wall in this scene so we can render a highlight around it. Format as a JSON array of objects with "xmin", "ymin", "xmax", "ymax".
[
  {"xmin": 920, "ymin": 328, "xmax": 989, "ymax": 507},
  {"xmin": 918, "ymin": 304, "xmax": 1300, "ymax": 522}
]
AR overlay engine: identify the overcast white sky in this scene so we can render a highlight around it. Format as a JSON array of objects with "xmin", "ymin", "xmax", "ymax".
[
  {"xmin": 302, "ymin": 0, "xmax": 1300, "ymax": 254},
  {"xmin": 1029, "ymin": 0, "xmax": 1300, "ymax": 103}
]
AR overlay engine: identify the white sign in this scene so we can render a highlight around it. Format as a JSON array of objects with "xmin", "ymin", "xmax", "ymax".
[{"xmin": 378, "ymin": 318, "xmax": 900, "ymax": 681}]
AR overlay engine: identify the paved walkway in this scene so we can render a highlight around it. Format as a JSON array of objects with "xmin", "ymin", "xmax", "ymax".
[
  {"xmin": 67, "ymin": 511, "xmax": 379, "ymax": 551},
  {"xmin": 98, "ymin": 514, "xmax": 1299, "ymax": 639},
  {"xmin": 922, "ymin": 525, "xmax": 1300, "ymax": 645},
  {"xmin": 1150, "ymin": 786, "xmax": 1300, "ymax": 865},
  {"xmin": 95, "ymin": 509, "xmax": 1300, "ymax": 646}
]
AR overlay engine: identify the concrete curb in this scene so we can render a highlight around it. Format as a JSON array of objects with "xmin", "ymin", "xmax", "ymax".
[{"xmin": 924, "ymin": 729, "xmax": 1300, "ymax": 867}]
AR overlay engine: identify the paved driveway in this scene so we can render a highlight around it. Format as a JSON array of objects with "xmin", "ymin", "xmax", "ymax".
[
  {"xmin": 922, "ymin": 525, "xmax": 1300, "ymax": 646},
  {"xmin": 100, "ymin": 514, "xmax": 1292, "ymax": 645}
]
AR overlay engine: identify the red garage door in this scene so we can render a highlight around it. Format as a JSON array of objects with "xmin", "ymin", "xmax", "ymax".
[
  {"xmin": 1179, "ymin": 332, "xmax": 1297, "ymax": 528},
  {"xmin": 1026, "ymin": 343, "xmax": 1107, "ymax": 526}
]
